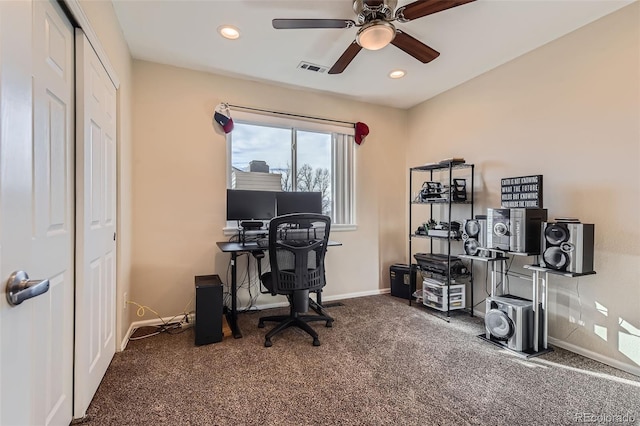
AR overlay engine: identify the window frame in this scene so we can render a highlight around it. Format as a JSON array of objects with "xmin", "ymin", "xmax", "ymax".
[{"xmin": 224, "ymin": 110, "xmax": 356, "ymax": 231}]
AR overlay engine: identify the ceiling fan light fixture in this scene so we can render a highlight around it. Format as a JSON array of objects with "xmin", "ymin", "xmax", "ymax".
[
  {"xmin": 218, "ymin": 25, "xmax": 240, "ymax": 40},
  {"xmin": 356, "ymin": 21, "xmax": 396, "ymax": 51}
]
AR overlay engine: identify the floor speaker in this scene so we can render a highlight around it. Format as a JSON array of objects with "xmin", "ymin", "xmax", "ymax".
[
  {"xmin": 194, "ymin": 274, "xmax": 223, "ymax": 346},
  {"xmin": 485, "ymin": 295, "xmax": 541, "ymax": 352}
]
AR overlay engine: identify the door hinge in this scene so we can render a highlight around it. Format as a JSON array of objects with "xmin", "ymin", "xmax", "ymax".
[{"xmin": 113, "ymin": 232, "xmax": 116, "ymax": 241}]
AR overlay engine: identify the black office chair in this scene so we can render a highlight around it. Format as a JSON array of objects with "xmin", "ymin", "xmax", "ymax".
[{"xmin": 258, "ymin": 213, "xmax": 333, "ymax": 347}]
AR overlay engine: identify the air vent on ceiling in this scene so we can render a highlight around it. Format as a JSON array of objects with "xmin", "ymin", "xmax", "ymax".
[{"xmin": 297, "ymin": 61, "xmax": 328, "ymax": 73}]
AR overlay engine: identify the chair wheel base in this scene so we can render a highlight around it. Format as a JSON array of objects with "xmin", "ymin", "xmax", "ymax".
[{"xmin": 259, "ymin": 313, "xmax": 333, "ymax": 347}]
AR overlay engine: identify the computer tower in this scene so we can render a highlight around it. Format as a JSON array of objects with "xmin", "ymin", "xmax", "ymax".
[
  {"xmin": 194, "ymin": 274, "xmax": 223, "ymax": 346},
  {"xmin": 509, "ymin": 208, "xmax": 548, "ymax": 254},
  {"xmin": 389, "ymin": 264, "xmax": 416, "ymax": 300}
]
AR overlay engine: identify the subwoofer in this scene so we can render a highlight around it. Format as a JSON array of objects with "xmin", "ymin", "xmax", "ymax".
[
  {"xmin": 486, "ymin": 208, "xmax": 510, "ymax": 251},
  {"xmin": 195, "ymin": 274, "xmax": 223, "ymax": 346},
  {"xmin": 540, "ymin": 221, "xmax": 594, "ymax": 273},
  {"xmin": 485, "ymin": 295, "xmax": 541, "ymax": 352}
]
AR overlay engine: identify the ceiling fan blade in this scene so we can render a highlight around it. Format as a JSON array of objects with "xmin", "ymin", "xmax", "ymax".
[
  {"xmin": 398, "ymin": 0, "xmax": 475, "ymax": 21},
  {"xmin": 328, "ymin": 42, "xmax": 363, "ymax": 75},
  {"xmin": 272, "ymin": 19, "xmax": 355, "ymax": 29},
  {"xmin": 391, "ymin": 31, "xmax": 440, "ymax": 63}
]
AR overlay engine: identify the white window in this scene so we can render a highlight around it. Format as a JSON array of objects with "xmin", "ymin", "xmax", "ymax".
[{"xmin": 226, "ymin": 110, "xmax": 355, "ymax": 226}]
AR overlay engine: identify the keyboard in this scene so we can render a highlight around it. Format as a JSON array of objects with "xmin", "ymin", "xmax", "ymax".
[{"xmin": 256, "ymin": 238, "xmax": 269, "ymax": 248}]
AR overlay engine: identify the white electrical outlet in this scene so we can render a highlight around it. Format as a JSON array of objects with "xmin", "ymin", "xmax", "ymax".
[{"xmin": 123, "ymin": 292, "xmax": 128, "ymax": 310}]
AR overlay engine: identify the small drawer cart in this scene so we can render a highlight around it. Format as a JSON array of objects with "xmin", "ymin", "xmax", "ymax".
[{"xmin": 422, "ymin": 278, "xmax": 466, "ymax": 312}]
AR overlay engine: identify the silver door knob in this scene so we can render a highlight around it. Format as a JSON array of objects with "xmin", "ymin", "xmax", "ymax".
[{"xmin": 5, "ymin": 271, "xmax": 50, "ymax": 306}]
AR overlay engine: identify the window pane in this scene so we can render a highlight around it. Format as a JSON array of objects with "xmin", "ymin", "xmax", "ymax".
[
  {"xmin": 296, "ymin": 130, "xmax": 332, "ymax": 216},
  {"xmin": 231, "ymin": 122, "xmax": 290, "ymax": 191},
  {"xmin": 226, "ymin": 114, "xmax": 354, "ymax": 226}
]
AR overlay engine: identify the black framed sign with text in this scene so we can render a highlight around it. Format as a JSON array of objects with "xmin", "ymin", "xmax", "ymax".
[{"xmin": 501, "ymin": 175, "xmax": 543, "ymax": 208}]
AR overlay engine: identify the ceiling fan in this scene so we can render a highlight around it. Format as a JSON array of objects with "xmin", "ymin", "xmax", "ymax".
[{"xmin": 273, "ymin": 0, "xmax": 475, "ymax": 74}]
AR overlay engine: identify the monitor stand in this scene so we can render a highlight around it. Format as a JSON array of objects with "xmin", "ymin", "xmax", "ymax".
[
  {"xmin": 238, "ymin": 221, "xmax": 267, "ymax": 246},
  {"xmin": 240, "ymin": 221, "xmax": 263, "ymax": 230}
]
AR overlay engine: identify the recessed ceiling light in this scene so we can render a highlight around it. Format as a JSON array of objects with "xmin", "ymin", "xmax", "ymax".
[
  {"xmin": 218, "ymin": 25, "xmax": 240, "ymax": 40},
  {"xmin": 389, "ymin": 70, "xmax": 406, "ymax": 79}
]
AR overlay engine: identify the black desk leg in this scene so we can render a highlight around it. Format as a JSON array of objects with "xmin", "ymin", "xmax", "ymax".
[
  {"xmin": 226, "ymin": 251, "xmax": 243, "ymax": 338},
  {"xmin": 309, "ymin": 290, "xmax": 333, "ymax": 319}
]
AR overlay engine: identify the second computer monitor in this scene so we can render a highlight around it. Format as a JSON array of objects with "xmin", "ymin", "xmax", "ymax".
[{"xmin": 276, "ymin": 191, "xmax": 323, "ymax": 215}]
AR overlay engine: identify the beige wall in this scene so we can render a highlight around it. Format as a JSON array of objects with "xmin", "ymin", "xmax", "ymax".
[
  {"xmin": 78, "ymin": 0, "xmax": 133, "ymax": 347},
  {"xmin": 130, "ymin": 61, "xmax": 408, "ymax": 318},
  {"xmin": 407, "ymin": 4, "xmax": 640, "ymax": 374}
]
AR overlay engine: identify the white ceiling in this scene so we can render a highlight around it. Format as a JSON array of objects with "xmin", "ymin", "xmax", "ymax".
[{"xmin": 112, "ymin": 0, "xmax": 633, "ymax": 109}]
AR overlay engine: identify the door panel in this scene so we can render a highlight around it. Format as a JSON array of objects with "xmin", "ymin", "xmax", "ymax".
[
  {"xmin": 75, "ymin": 29, "xmax": 117, "ymax": 418},
  {"xmin": 0, "ymin": 0, "xmax": 74, "ymax": 424},
  {"xmin": 32, "ymin": 1, "xmax": 74, "ymax": 424},
  {"xmin": 47, "ymin": 94, "xmax": 68, "ymax": 231}
]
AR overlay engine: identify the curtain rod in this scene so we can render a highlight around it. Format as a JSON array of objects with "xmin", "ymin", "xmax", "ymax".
[{"xmin": 224, "ymin": 103, "xmax": 355, "ymax": 127}]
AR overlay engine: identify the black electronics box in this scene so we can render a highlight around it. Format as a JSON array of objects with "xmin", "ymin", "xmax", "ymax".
[
  {"xmin": 389, "ymin": 264, "xmax": 416, "ymax": 300},
  {"xmin": 194, "ymin": 274, "xmax": 223, "ymax": 346}
]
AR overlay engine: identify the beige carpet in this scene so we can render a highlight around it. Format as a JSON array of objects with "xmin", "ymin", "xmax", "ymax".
[{"xmin": 82, "ymin": 295, "xmax": 640, "ymax": 425}]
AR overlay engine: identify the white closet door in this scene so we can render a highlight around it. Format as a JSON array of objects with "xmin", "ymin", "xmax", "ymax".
[{"xmin": 74, "ymin": 29, "xmax": 117, "ymax": 419}]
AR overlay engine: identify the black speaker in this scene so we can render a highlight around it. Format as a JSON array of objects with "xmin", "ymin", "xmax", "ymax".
[
  {"xmin": 194, "ymin": 274, "xmax": 223, "ymax": 346},
  {"xmin": 540, "ymin": 221, "xmax": 594, "ymax": 273},
  {"xmin": 389, "ymin": 264, "xmax": 416, "ymax": 300}
]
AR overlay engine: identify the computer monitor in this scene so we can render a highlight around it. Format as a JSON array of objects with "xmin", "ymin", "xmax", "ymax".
[
  {"xmin": 276, "ymin": 191, "xmax": 323, "ymax": 215},
  {"xmin": 226, "ymin": 189, "xmax": 276, "ymax": 221}
]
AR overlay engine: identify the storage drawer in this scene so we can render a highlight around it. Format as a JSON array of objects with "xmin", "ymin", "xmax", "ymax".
[{"xmin": 422, "ymin": 279, "xmax": 466, "ymax": 311}]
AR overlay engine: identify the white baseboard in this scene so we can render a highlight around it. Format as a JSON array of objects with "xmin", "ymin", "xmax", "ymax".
[
  {"xmin": 548, "ymin": 337, "xmax": 640, "ymax": 377},
  {"xmin": 247, "ymin": 288, "xmax": 391, "ymax": 311},
  {"xmin": 322, "ymin": 288, "xmax": 391, "ymax": 301},
  {"xmin": 120, "ymin": 323, "xmax": 136, "ymax": 352},
  {"xmin": 128, "ymin": 314, "xmax": 189, "ymax": 330}
]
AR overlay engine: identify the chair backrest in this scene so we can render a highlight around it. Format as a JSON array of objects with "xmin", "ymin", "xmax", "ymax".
[{"xmin": 267, "ymin": 213, "xmax": 331, "ymax": 296}]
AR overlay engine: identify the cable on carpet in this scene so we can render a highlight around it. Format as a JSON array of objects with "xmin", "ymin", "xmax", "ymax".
[{"xmin": 126, "ymin": 297, "xmax": 194, "ymax": 341}]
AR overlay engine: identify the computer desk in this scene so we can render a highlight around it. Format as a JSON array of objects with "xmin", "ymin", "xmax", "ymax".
[{"xmin": 216, "ymin": 240, "xmax": 341, "ymax": 338}]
